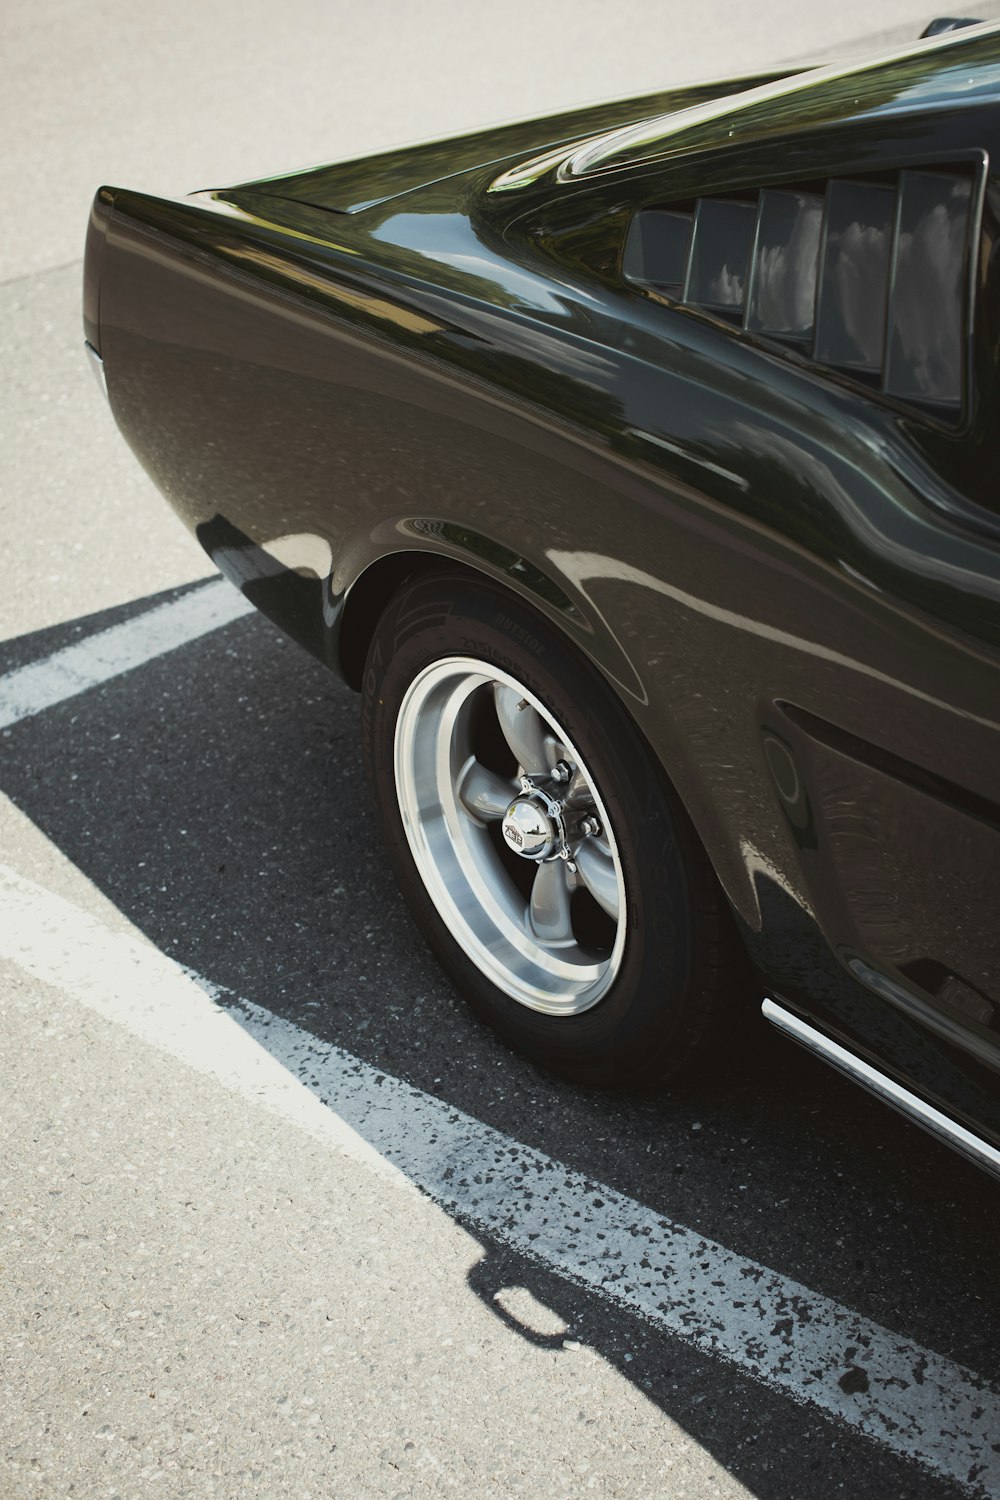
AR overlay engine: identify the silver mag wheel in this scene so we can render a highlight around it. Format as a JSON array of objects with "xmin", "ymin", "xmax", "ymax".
[
  {"xmin": 393, "ymin": 658, "xmax": 627, "ymax": 1016},
  {"xmin": 362, "ymin": 573, "xmax": 747, "ymax": 1087}
]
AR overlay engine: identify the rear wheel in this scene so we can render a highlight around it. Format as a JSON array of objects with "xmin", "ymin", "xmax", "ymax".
[{"xmin": 361, "ymin": 573, "xmax": 745, "ymax": 1087}]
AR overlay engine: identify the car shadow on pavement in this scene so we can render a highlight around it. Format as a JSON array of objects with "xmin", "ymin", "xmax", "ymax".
[{"xmin": 2, "ymin": 586, "xmax": 999, "ymax": 1500}]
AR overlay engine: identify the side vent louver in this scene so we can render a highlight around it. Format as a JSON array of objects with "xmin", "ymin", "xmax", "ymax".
[
  {"xmin": 746, "ymin": 189, "xmax": 823, "ymax": 340},
  {"xmin": 815, "ymin": 182, "xmax": 895, "ymax": 373},
  {"xmin": 686, "ymin": 199, "xmax": 756, "ymax": 313},
  {"xmin": 887, "ymin": 171, "xmax": 972, "ymax": 404},
  {"xmin": 623, "ymin": 166, "xmax": 974, "ymax": 415},
  {"xmin": 621, "ymin": 209, "xmax": 692, "ymax": 301}
]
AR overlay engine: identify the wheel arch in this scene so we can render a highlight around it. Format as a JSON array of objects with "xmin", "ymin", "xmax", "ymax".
[
  {"xmin": 335, "ymin": 542, "xmax": 644, "ymax": 701},
  {"xmin": 335, "ymin": 543, "xmax": 760, "ymax": 934},
  {"xmin": 337, "ymin": 551, "xmax": 456, "ymax": 691}
]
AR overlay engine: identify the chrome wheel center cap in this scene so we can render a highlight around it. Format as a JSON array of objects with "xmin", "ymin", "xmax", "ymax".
[{"xmin": 502, "ymin": 799, "xmax": 557, "ymax": 860}]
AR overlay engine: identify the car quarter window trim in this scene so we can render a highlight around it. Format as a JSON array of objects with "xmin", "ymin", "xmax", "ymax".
[
  {"xmin": 742, "ymin": 191, "xmax": 766, "ymax": 335},
  {"xmin": 679, "ymin": 199, "xmax": 698, "ymax": 302}
]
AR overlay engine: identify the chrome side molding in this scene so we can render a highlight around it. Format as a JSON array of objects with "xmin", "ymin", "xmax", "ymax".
[{"xmin": 762, "ymin": 997, "xmax": 1000, "ymax": 1179}]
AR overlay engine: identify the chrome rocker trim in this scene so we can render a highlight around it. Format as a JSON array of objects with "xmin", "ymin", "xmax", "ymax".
[{"xmin": 762, "ymin": 997, "xmax": 1000, "ymax": 1180}]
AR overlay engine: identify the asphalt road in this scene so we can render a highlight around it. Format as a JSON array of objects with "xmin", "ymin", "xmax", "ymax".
[{"xmin": 4, "ymin": 3, "xmax": 1000, "ymax": 1498}]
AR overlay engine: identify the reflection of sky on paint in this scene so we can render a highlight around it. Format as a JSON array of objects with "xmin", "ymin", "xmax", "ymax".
[
  {"xmin": 879, "ymin": 58, "xmax": 1000, "ymax": 111},
  {"xmin": 448, "ymin": 253, "xmax": 571, "ymax": 312},
  {"xmin": 478, "ymin": 314, "xmax": 619, "ymax": 382},
  {"xmin": 890, "ymin": 180, "xmax": 969, "ymax": 400},
  {"xmin": 372, "ymin": 212, "xmax": 619, "ymax": 391},
  {"xmin": 372, "ymin": 213, "xmax": 598, "ymax": 315}
]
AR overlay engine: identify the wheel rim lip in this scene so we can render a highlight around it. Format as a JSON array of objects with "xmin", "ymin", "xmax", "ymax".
[{"xmin": 393, "ymin": 656, "xmax": 627, "ymax": 1017}]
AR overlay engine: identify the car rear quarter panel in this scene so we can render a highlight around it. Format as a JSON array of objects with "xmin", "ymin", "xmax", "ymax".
[{"xmin": 97, "ymin": 170, "xmax": 1000, "ymax": 1142}]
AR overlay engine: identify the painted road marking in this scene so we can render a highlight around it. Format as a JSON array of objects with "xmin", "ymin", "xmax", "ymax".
[
  {"xmin": 1, "ymin": 863, "xmax": 997, "ymax": 1497},
  {"xmin": 0, "ymin": 579, "xmax": 253, "ymax": 729}
]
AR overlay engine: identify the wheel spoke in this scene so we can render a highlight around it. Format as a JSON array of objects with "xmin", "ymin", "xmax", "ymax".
[
  {"xmin": 563, "ymin": 766, "xmax": 592, "ymax": 806},
  {"xmin": 455, "ymin": 756, "xmax": 515, "ymax": 823},
  {"xmin": 527, "ymin": 859, "xmax": 574, "ymax": 945},
  {"xmin": 494, "ymin": 684, "xmax": 550, "ymax": 774},
  {"xmin": 575, "ymin": 841, "xmax": 621, "ymax": 921}
]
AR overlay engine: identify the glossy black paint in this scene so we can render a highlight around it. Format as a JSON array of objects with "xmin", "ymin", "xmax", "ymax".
[{"xmin": 88, "ymin": 31, "xmax": 1000, "ymax": 1153}]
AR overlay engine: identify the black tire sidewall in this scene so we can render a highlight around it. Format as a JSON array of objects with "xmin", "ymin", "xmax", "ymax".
[{"xmin": 362, "ymin": 574, "xmax": 707, "ymax": 1085}]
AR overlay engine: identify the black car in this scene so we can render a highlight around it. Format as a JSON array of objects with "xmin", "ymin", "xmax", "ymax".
[{"xmin": 84, "ymin": 19, "xmax": 1000, "ymax": 1176}]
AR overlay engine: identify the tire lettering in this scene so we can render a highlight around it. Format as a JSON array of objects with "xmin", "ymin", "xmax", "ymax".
[{"xmin": 495, "ymin": 613, "xmax": 544, "ymax": 656}]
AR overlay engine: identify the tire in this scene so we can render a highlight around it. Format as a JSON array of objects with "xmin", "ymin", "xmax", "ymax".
[{"xmin": 361, "ymin": 571, "xmax": 746, "ymax": 1088}]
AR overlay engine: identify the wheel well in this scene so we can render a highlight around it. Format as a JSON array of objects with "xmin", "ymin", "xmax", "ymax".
[
  {"xmin": 338, "ymin": 547, "xmax": 758, "ymax": 939},
  {"xmin": 338, "ymin": 552, "xmax": 488, "ymax": 690}
]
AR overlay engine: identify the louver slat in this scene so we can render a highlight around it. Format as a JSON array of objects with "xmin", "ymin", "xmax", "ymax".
[
  {"xmin": 621, "ymin": 209, "xmax": 693, "ymax": 299},
  {"xmin": 745, "ymin": 190, "xmax": 824, "ymax": 340},
  {"xmin": 684, "ymin": 199, "xmax": 757, "ymax": 314},
  {"xmin": 885, "ymin": 171, "xmax": 971, "ymax": 406},
  {"xmin": 814, "ymin": 181, "xmax": 895, "ymax": 373}
]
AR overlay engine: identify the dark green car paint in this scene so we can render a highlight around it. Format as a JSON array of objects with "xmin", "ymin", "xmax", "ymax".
[
  {"xmin": 232, "ymin": 71, "xmax": 790, "ymax": 214},
  {"xmin": 88, "ymin": 30, "xmax": 1000, "ymax": 1150}
]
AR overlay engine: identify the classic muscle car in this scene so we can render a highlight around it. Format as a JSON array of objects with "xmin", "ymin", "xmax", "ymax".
[{"xmin": 84, "ymin": 20, "xmax": 1000, "ymax": 1177}]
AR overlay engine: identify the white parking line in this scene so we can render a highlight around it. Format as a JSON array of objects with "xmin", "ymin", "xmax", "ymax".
[
  {"xmin": 1, "ymin": 862, "xmax": 997, "ymax": 1497},
  {"xmin": 0, "ymin": 579, "xmax": 253, "ymax": 729}
]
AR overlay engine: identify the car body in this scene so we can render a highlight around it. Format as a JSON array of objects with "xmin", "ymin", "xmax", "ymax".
[{"xmin": 85, "ymin": 20, "xmax": 1000, "ymax": 1176}]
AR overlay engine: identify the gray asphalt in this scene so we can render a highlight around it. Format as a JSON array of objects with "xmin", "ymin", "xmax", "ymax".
[{"xmin": 4, "ymin": 3, "xmax": 1000, "ymax": 1498}]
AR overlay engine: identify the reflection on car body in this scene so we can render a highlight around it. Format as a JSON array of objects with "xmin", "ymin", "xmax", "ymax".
[{"xmin": 85, "ymin": 19, "xmax": 1000, "ymax": 1177}]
